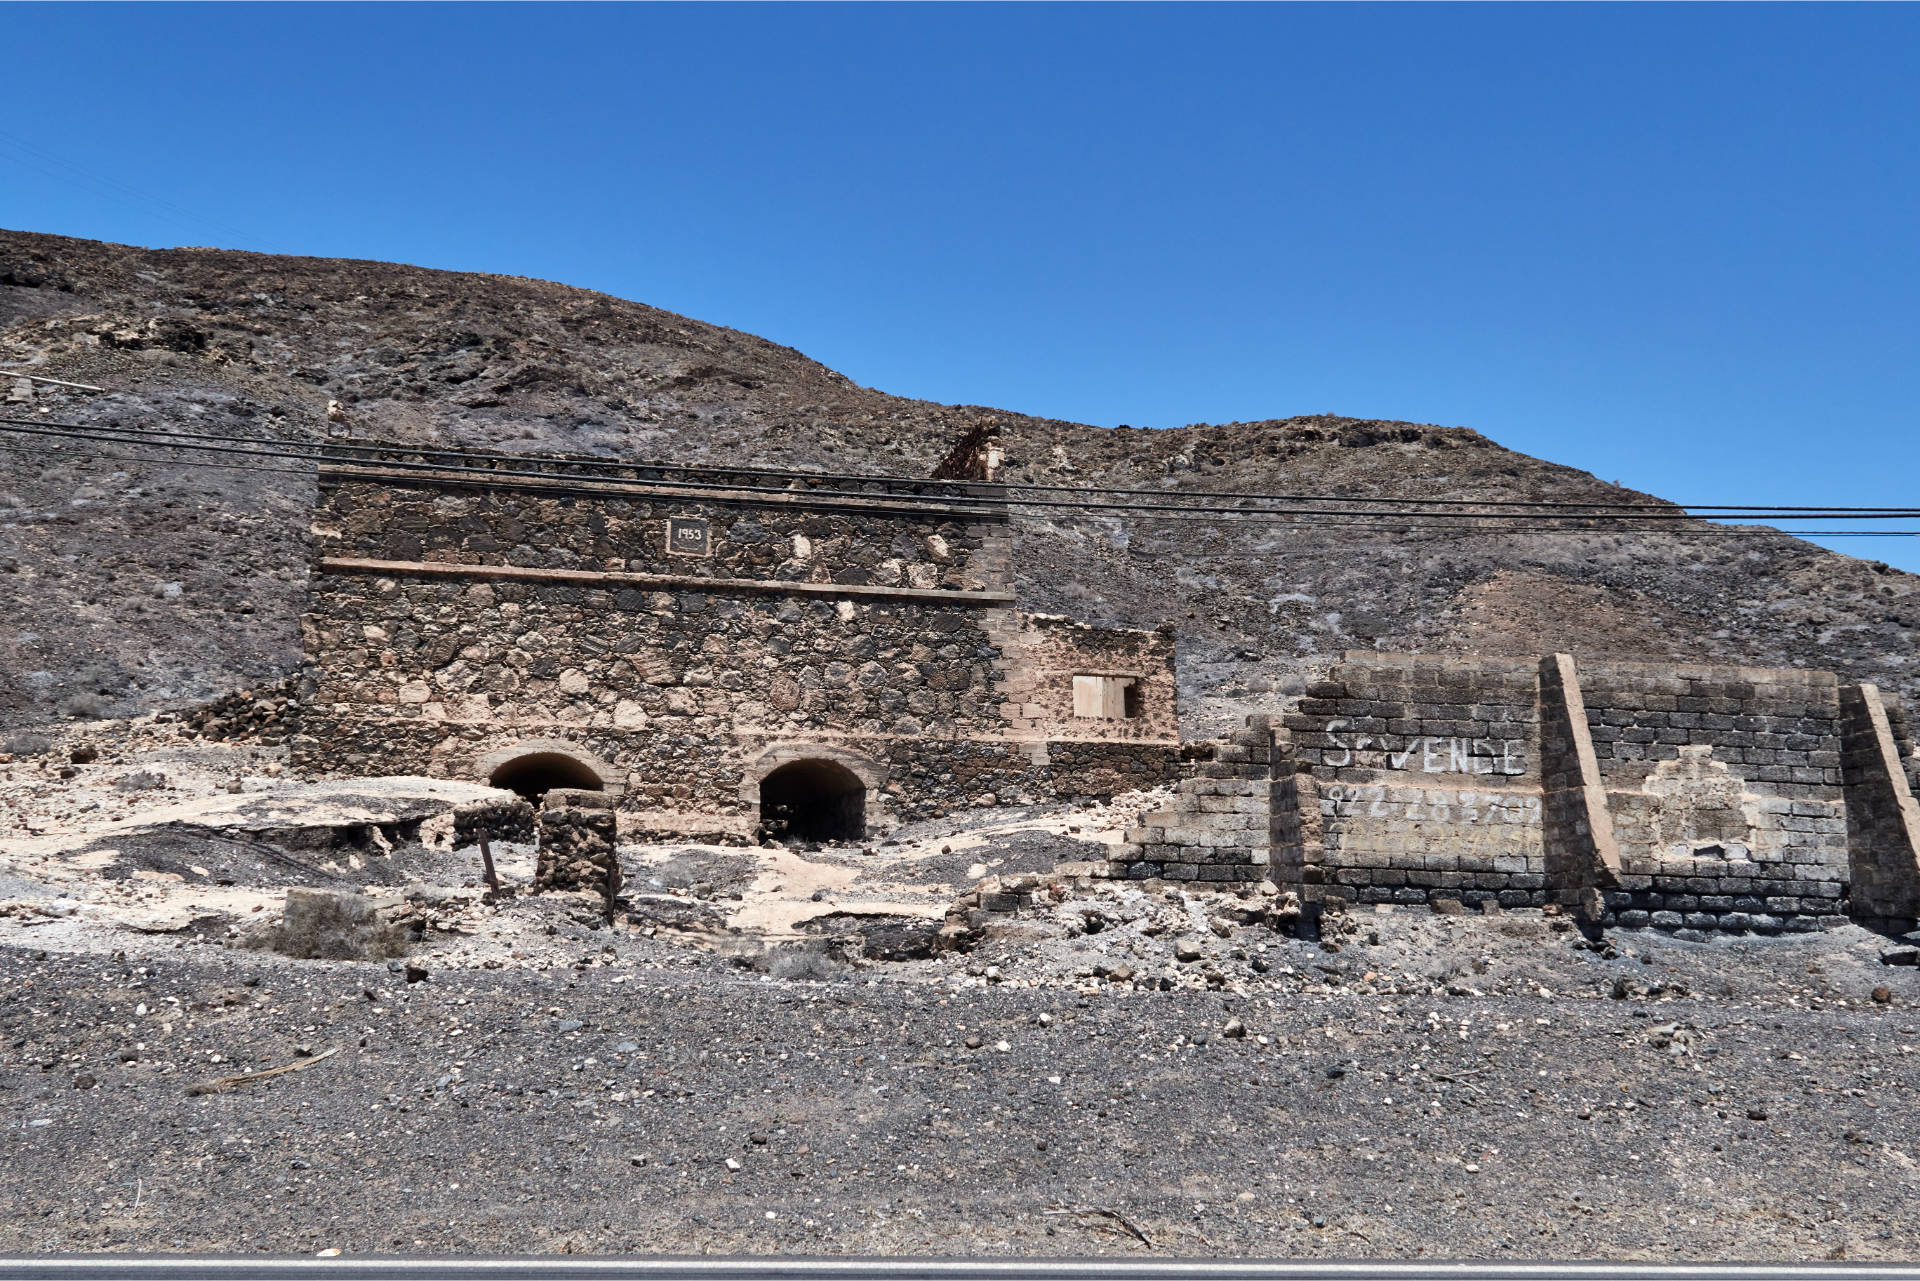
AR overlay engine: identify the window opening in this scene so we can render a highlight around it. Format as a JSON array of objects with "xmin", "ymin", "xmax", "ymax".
[{"xmin": 1073, "ymin": 675, "xmax": 1142, "ymax": 720}]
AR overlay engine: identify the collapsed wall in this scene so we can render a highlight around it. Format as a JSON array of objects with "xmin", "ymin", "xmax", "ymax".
[
  {"xmin": 1108, "ymin": 719, "xmax": 1275, "ymax": 884},
  {"xmin": 1131, "ymin": 651, "xmax": 1920, "ymax": 935}
]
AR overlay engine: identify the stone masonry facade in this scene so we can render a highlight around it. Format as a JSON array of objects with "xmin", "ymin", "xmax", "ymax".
[
  {"xmin": 1125, "ymin": 651, "xmax": 1920, "ymax": 935},
  {"xmin": 292, "ymin": 448, "xmax": 1181, "ymax": 841}
]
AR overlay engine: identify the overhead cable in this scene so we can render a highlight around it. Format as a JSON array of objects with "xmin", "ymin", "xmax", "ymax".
[{"xmin": 3, "ymin": 415, "xmax": 1917, "ymax": 525}]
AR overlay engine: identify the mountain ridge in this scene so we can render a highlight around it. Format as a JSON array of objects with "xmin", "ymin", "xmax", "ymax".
[{"xmin": 1, "ymin": 227, "xmax": 1914, "ymax": 734}]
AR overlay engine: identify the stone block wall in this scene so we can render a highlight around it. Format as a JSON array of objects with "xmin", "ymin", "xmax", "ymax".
[
  {"xmin": 1538, "ymin": 653, "xmax": 1622, "ymax": 917},
  {"xmin": 1278, "ymin": 654, "xmax": 1546, "ymax": 910},
  {"xmin": 1108, "ymin": 718, "xmax": 1274, "ymax": 884},
  {"xmin": 1580, "ymin": 661, "xmax": 1848, "ymax": 932},
  {"xmin": 1839, "ymin": 683, "xmax": 1920, "ymax": 925},
  {"xmin": 1259, "ymin": 651, "xmax": 1920, "ymax": 933}
]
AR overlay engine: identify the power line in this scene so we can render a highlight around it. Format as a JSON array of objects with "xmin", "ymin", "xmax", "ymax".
[
  {"xmin": 5, "ymin": 417, "xmax": 1917, "ymax": 528},
  {"xmin": 4, "ymin": 413, "xmax": 1914, "ymax": 518},
  {"xmin": 3, "ymin": 439, "xmax": 1916, "ymax": 538}
]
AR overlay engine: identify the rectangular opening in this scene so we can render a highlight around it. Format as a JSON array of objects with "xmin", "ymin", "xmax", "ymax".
[{"xmin": 1073, "ymin": 675, "xmax": 1141, "ymax": 720}]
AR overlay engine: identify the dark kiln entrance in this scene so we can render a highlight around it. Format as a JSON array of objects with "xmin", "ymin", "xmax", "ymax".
[
  {"xmin": 759, "ymin": 759, "xmax": 866, "ymax": 842},
  {"xmin": 489, "ymin": 752, "xmax": 604, "ymax": 803}
]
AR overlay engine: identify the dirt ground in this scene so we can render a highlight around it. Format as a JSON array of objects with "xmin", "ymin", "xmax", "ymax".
[{"xmin": 4, "ymin": 724, "xmax": 1920, "ymax": 1259}]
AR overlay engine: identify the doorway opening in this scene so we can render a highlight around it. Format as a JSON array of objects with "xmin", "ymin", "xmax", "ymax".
[
  {"xmin": 758, "ymin": 758, "xmax": 866, "ymax": 843},
  {"xmin": 489, "ymin": 751, "xmax": 605, "ymax": 804}
]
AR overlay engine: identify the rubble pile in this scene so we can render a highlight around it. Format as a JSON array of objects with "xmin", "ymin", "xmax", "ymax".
[{"xmin": 168, "ymin": 680, "xmax": 300, "ymax": 746}]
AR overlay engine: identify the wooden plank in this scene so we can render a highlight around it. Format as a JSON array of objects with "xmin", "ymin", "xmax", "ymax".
[
  {"xmin": 316, "ymin": 464, "xmax": 1008, "ymax": 520},
  {"xmin": 317, "ymin": 556, "xmax": 1016, "ymax": 606}
]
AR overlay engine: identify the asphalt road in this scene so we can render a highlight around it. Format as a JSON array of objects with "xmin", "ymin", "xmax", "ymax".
[{"xmin": 6, "ymin": 1260, "xmax": 1920, "ymax": 1281}]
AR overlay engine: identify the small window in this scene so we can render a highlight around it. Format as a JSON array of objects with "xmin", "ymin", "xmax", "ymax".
[{"xmin": 1073, "ymin": 675, "xmax": 1142, "ymax": 720}]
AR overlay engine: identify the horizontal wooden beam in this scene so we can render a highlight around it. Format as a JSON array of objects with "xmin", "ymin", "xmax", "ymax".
[
  {"xmin": 317, "ymin": 464, "xmax": 1008, "ymax": 520},
  {"xmin": 317, "ymin": 556, "xmax": 1016, "ymax": 606}
]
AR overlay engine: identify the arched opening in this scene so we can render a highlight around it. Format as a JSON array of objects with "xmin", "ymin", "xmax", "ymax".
[
  {"xmin": 489, "ymin": 751, "xmax": 604, "ymax": 804},
  {"xmin": 759, "ymin": 758, "xmax": 866, "ymax": 843}
]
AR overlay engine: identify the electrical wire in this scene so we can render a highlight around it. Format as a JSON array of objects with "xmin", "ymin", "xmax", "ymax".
[
  {"xmin": 3, "ymin": 439, "xmax": 1916, "ymax": 538},
  {"xmin": 5, "ymin": 417, "xmax": 1917, "ymax": 528},
  {"xmin": 4, "ymin": 413, "xmax": 1914, "ymax": 518}
]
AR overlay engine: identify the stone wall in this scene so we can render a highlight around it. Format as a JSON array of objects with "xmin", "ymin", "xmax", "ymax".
[
  {"xmin": 315, "ymin": 477, "xmax": 1012, "ymax": 596},
  {"xmin": 988, "ymin": 612, "xmax": 1179, "ymax": 743},
  {"xmin": 1277, "ymin": 654, "xmax": 1546, "ymax": 911},
  {"xmin": 1579, "ymin": 660, "xmax": 1849, "ymax": 932},
  {"xmin": 1109, "ymin": 718, "xmax": 1273, "ymax": 884},
  {"xmin": 1538, "ymin": 653, "xmax": 1622, "ymax": 917},
  {"xmin": 1257, "ymin": 651, "xmax": 1920, "ymax": 933},
  {"xmin": 295, "ymin": 460, "xmax": 1180, "ymax": 839},
  {"xmin": 1839, "ymin": 683, "xmax": 1920, "ymax": 925}
]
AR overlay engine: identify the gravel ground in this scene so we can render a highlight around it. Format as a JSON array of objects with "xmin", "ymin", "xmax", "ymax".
[
  {"xmin": 7, "ymin": 730, "xmax": 1920, "ymax": 1260},
  {"xmin": 3, "ymin": 907, "xmax": 1919, "ymax": 1260}
]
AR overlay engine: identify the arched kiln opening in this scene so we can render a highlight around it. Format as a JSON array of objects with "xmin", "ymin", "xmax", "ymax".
[
  {"xmin": 489, "ymin": 751, "xmax": 605, "ymax": 803},
  {"xmin": 758, "ymin": 758, "xmax": 866, "ymax": 843}
]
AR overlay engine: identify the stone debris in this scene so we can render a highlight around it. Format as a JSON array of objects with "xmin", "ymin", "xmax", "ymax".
[{"xmin": 169, "ymin": 679, "xmax": 301, "ymax": 746}]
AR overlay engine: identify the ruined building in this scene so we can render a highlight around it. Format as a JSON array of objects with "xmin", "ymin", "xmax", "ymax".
[
  {"xmin": 292, "ymin": 434, "xmax": 1180, "ymax": 842},
  {"xmin": 1113, "ymin": 651, "xmax": 1920, "ymax": 934},
  {"xmin": 293, "ymin": 435, "xmax": 1920, "ymax": 935}
]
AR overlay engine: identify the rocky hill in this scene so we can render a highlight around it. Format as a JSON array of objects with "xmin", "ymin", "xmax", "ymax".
[{"xmin": 2, "ymin": 228, "xmax": 1915, "ymax": 732}]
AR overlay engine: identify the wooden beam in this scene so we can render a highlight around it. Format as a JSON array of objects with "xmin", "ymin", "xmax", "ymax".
[{"xmin": 317, "ymin": 556, "xmax": 1016, "ymax": 606}]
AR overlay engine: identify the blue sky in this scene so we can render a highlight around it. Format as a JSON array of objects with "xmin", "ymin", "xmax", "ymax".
[{"xmin": 4, "ymin": 3, "xmax": 1918, "ymax": 568}]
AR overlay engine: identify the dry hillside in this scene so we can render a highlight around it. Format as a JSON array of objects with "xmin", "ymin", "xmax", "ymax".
[{"xmin": 1, "ymin": 228, "xmax": 1914, "ymax": 732}]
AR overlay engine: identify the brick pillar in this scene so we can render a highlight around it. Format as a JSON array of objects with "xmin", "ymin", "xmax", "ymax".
[
  {"xmin": 1268, "ymin": 767, "xmax": 1324, "ymax": 901},
  {"xmin": 534, "ymin": 788, "xmax": 622, "ymax": 898},
  {"xmin": 1537, "ymin": 653, "xmax": 1621, "ymax": 917},
  {"xmin": 1839, "ymin": 683, "xmax": 1920, "ymax": 926}
]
